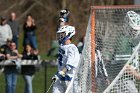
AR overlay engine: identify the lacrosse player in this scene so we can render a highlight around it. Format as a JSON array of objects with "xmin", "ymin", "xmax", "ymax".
[
  {"xmin": 52, "ymin": 25, "xmax": 80, "ymax": 93},
  {"xmin": 124, "ymin": 10, "xmax": 140, "ymax": 93}
]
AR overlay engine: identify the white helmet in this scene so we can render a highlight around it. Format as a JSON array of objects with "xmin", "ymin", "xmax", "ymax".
[
  {"xmin": 126, "ymin": 11, "xmax": 140, "ymax": 30},
  {"xmin": 56, "ymin": 25, "xmax": 75, "ymax": 44},
  {"xmin": 124, "ymin": 11, "xmax": 140, "ymax": 37}
]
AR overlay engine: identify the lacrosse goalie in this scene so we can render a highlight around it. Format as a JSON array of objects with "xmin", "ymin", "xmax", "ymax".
[{"xmin": 124, "ymin": 10, "xmax": 140, "ymax": 93}]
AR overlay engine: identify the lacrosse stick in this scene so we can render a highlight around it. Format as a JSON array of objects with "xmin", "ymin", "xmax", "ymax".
[{"xmin": 46, "ymin": 80, "xmax": 55, "ymax": 93}]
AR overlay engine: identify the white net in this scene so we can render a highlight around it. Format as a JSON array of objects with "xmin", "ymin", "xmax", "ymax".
[
  {"xmin": 65, "ymin": 15, "xmax": 92, "ymax": 93},
  {"xmin": 66, "ymin": 5, "xmax": 140, "ymax": 93},
  {"xmin": 103, "ymin": 38, "xmax": 140, "ymax": 93},
  {"xmin": 93, "ymin": 6, "xmax": 140, "ymax": 93}
]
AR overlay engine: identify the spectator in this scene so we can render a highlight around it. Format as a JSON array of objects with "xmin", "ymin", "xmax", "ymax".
[
  {"xmin": 0, "ymin": 16, "xmax": 12, "ymax": 46},
  {"xmin": 8, "ymin": 12, "xmax": 20, "ymax": 49},
  {"xmin": 21, "ymin": 44, "xmax": 38, "ymax": 93},
  {"xmin": 4, "ymin": 41, "xmax": 21, "ymax": 93},
  {"xmin": 0, "ymin": 53, "xmax": 5, "ymax": 61},
  {"xmin": 0, "ymin": 39, "xmax": 12, "ymax": 53},
  {"xmin": 0, "ymin": 39, "xmax": 12, "ymax": 61},
  {"xmin": 23, "ymin": 14, "xmax": 38, "ymax": 51}
]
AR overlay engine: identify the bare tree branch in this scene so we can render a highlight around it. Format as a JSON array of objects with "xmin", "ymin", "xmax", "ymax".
[
  {"xmin": 18, "ymin": 0, "xmax": 26, "ymax": 5},
  {"xmin": 17, "ymin": 3, "xmax": 37, "ymax": 21},
  {"xmin": 0, "ymin": 2, "xmax": 17, "ymax": 15},
  {"xmin": 33, "ymin": 0, "xmax": 52, "ymax": 13},
  {"xmin": 62, "ymin": 0, "xmax": 66, "ymax": 9}
]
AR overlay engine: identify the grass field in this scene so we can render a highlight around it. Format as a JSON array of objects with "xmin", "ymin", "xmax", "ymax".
[{"xmin": 0, "ymin": 64, "xmax": 57, "ymax": 93}]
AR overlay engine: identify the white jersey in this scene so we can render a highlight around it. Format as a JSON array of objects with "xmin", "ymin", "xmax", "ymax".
[{"xmin": 57, "ymin": 43, "xmax": 80, "ymax": 81}]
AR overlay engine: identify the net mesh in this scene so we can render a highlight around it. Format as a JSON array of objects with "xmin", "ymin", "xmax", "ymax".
[
  {"xmin": 65, "ymin": 5, "xmax": 140, "ymax": 93},
  {"xmin": 65, "ymin": 15, "xmax": 92, "ymax": 93},
  {"xmin": 93, "ymin": 6, "xmax": 140, "ymax": 93}
]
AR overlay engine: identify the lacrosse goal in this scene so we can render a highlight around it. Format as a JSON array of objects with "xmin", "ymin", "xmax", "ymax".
[{"xmin": 65, "ymin": 5, "xmax": 140, "ymax": 93}]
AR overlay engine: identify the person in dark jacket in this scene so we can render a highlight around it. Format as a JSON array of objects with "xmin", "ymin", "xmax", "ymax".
[
  {"xmin": 0, "ymin": 39, "xmax": 12, "ymax": 61},
  {"xmin": 21, "ymin": 44, "xmax": 38, "ymax": 93},
  {"xmin": 23, "ymin": 14, "xmax": 38, "ymax": 52}
]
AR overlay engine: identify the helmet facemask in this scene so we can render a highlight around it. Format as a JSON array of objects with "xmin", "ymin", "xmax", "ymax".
[
  {"xmin": 56, "ymin": 25, "xmax": 75, "ymax": 45},
  {"xmin": 56, "ymin": 32, "xmax": 66, "ymax": 42}
]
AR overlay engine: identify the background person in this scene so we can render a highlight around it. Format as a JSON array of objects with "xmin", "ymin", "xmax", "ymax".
[
  {"xmin": 0, "ymin": 16, "xmax": 12, "ymax": 46},
  {"xmin": 23, "ymin": 14, "xmax": 38, "ymax": 51},
  {"xmin": 8, "ymin": 12, "xmax": 20, "ymax": 49},
  {"xmin": 4, "ymin": 41, "xmax": 21, "ymax": 93},
  {"xmin": 21, "ymin": 44, "xmax": 38, "ymax": 93},
  {"xmin": 0, "ymin": 39, "xmax": 12, "ymax": 61}
]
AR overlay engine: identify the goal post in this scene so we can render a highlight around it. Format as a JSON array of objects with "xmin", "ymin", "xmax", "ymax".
[
  {"xmin": 65, "ymin": 5, "xmax": 140, "ymax": 93},
  {"xmin": 91, "ymin": 8, "xmax": 96, "ymax": 93}
]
